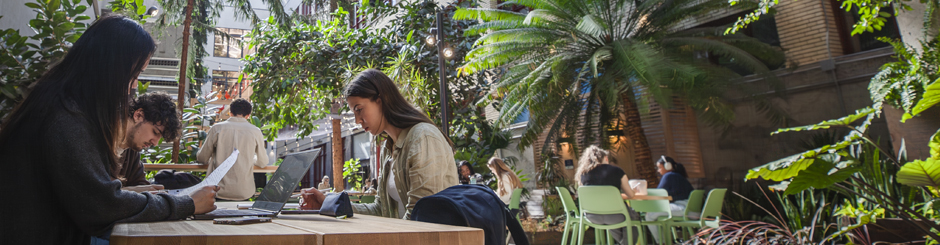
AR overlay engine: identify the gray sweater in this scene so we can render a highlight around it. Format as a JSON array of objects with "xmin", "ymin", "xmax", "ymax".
[{"xmin": 0, "ymin": 98, "xmax": 195, "ymax": 244}]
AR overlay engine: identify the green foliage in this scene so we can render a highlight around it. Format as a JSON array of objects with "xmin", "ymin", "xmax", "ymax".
[
  {"xmin": 869, "ymin": 36, "xmax": 940, "ymax": 117},
  {"xmin": 727, "ymin": 0, "xmax": 921, "ymax": 36},
  {"xmin": 898, "ymin": 158, "xmax": 940, "ymax": 187},
  {"xmin": 454, "ymin": 0, "xmax": 785, "ymax": 156},
  {"xmin": 0, "ymin": 0, "xmax": 90, "ymax": 118},
  {"xmin": 141, "ymin": 90, "xmax": 218, "ymax": 164},
  {"xmin": 904, "ymin": 78, "xmax": 940, "ymax": 122},
  {"xmin": 342, "ymin": 158, "xmax": 363, "ymax": 191},
  {"xmin": 537, "ymin": 153, "xmax": 569, "ymax": 195}
]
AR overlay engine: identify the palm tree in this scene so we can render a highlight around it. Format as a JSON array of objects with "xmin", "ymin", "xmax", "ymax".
[{"xmin": 455, "ymin": 0, "xmax": 785, "ymax": 186}]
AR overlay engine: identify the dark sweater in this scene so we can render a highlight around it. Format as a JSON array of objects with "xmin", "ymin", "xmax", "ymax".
[
  {"xmin": 117, "ymin": 149, "xmax": 150, "ymax": 186},
  {"xmin": 658, "ymin": 171, "xmax": 693, "ymax": 201},
  {"xmin": 0, "ymin": 98, "xmax": 195, "ymax": 244},
  {"xmin": 580, "ymin": 164, "xmax": 626, "ymax": 191}
]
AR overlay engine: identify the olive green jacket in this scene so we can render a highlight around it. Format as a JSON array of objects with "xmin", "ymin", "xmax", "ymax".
[{"xmin": 352, "ymin": 123, "xmax": 459, "ymax": 219}]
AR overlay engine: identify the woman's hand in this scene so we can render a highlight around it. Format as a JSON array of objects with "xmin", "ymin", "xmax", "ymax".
[{"xmin": 299, "ymin": 187, "xmax": 326, "ymax": 210}]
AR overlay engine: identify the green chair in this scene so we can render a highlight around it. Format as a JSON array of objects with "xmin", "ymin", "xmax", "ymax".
[
  {"xmin": 631, "ymin": 199, "xmax": 673, "ymax": 245},
  {"xmin": 671, "ymin": 189, "xmax": 727, "ymax": 236},
  {"xmin": 359, "ymin": 195, "xmax": 376, "ymax": 204},
  {"xmin": 577, "ymin": 186, "xmax": 641, "ymax": 245},
  {"xmin": 508, "ymin": 188, "xmax": 523, "ymax": 220},
  {"xmin": 556, "ymin": 187, "xmax": 581, "ymax": 245},
  {"xmin": 646, "ymin": 188, "xmax": 668, "ymax": 196},
  {"xmin": 669, "ymin": 189, "xmax": 705, "ymax": 240}
]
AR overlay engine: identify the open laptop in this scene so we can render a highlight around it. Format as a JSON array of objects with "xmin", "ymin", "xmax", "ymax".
[{"xmin": 193, "ymin": 148, "xmax": 320, "ymax": 220}]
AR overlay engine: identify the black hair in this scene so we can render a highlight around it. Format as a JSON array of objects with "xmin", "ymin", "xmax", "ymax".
[
  {"xmin": 230, "ymin": 98, "xmax": 252, "ymax": 116},
  {"xmin": 130, "ymin": 92, "xmax": 181, "ymax": 140},
  {"xmin": 458, "ymin": 160, "xmax": 475, "ymax": 184},
  {"xmin": 0, "ymin": 15, "xmax": 155, "ymax": 177},
  {"xmin": 344, "ymin": 69, "xmax": 454, "ymax": 149},
  {"xmin": 656, "ymin": 155, "xmax": 688, "ymax": 178}
]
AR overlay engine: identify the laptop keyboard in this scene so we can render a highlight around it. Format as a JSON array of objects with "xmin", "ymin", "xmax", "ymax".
[{"xmin": 207, "ymin": 209, "xmax": 274, "ymax": 216}]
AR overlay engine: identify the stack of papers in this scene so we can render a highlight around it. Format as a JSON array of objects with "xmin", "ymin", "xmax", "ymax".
[{"xmin": 167, "ymin": 149, "xmax": 239, "ymax": 196}]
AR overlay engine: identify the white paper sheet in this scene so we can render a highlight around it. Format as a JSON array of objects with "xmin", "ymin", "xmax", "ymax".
[{"xmin": 168, "ymin": 149, "xmax": 239, "ymax": 196}]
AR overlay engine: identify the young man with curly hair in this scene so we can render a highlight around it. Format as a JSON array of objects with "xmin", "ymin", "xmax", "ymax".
[{"xmin": 115, "ymin": 92, "xmax": 182, "ymax": 193}]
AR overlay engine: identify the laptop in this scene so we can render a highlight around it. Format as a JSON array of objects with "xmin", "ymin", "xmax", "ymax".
[{"xmin": 193, "ymin": 148, "xmax": 321, "ymax": 220}]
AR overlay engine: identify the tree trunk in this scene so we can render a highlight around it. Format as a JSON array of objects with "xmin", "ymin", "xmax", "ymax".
[
  {"xmin": 172, "ymin": 0, "xmax": 195, "ymax": 163},
  {"xmin": 622, "ymin": 93, "xmax": 659, "ymax": 187},
  {"xmin": 332, "ymin": 102, "xmax": 344, "ymax": 192}
]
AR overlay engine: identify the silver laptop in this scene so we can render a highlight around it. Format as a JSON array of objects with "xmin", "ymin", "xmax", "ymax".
[{"xmin": 193, "ymin": 148, "xmax": 320, "ymax": 220}]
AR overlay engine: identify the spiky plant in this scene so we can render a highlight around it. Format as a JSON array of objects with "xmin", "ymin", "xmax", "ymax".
[{"xmin": 454, "ymin": 0, "xmax": 785, "ymax": 185}]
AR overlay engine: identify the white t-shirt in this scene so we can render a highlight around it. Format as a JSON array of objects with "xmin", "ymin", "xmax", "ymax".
[{"xmin": 388, "ymin": 166, "xmax": 406, "ymax": 219}]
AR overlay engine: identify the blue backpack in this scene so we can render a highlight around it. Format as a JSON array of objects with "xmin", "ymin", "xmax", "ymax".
[{"xmin": 411, "ymin": 185, "xmax": 529, "ymax": 245}]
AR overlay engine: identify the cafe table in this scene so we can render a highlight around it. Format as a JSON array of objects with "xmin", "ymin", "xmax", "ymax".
[{"xmin": 110, "ymin": 201, "xmax": 484, "ymax": 245}]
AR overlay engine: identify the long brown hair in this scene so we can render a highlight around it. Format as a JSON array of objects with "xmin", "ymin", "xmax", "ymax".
[
  {"xmin": 574, "ymin": 145, "xmax": 609, "ymax": 186},
  {"xmin": 343, "ymin": 69, "xmax": 454, "ymax": 150},
  {"xmin": 488, "ymin": 157, "xmax": 523, "ymax": 196},
  {"xmin": 0, "ymin": 15, "xmax": 155, "ymax": 177}
]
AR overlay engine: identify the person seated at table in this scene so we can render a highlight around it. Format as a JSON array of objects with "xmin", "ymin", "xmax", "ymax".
[
  {"xmin": 0, "ymin": 15, "xmax": 218, "ymax": 244},
  {"xmin": 575, "ymin": 145, "xmax": 640, "ymax": 245},
  {"xmin": 318, "ymin": 175, "xmax": 331, "ymax": 190},
  {"xmin": 487, "ymin": 157, "xmax": 523, "ymax": 204},
  {"xmin": 300, "ymin": 69, "xmax": 458, "ymax": 219},
  {"xmin": 458, "ymin": 161, "xmax": 476, "ymax": 184},
  {"xmin": 115, "ymin": 92, "xmax": 182, "ymax": 193},
  {"xmin": 645, "ymin": 155, "xmax": 695, "ymax": 244},
  {"xmin": 363, "ymin": 178, "xmax": 377, "ymax": 194}
]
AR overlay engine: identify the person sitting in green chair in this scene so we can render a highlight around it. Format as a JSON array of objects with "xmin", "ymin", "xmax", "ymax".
[
  {"xmin": 487, "ymin": 157, "xmax": 523, "ymax": 204},
  {"xmin": 646, "ymin": 155, "xmax": 695, "ymax": 243},
  {"xmin": 575, "ymin": 145, "xmax": 641, "ymax": 245}
]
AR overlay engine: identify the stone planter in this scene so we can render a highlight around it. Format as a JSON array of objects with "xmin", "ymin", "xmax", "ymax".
[
  {"xmin": 866, "ymin": 218, "xmax": 929, "ymax": 244},
  {"xmin": 884, "ymin": 105, "xmax": 940, "ymax": 160},
  {"xmin": 525, "ymin": 230, "xmax": 595, "ymax": 245}
]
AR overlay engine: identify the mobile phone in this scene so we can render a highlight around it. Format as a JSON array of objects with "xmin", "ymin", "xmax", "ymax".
[{"xmin": 213, "ymin": 216, "xmax": 272, "ymax": 225}]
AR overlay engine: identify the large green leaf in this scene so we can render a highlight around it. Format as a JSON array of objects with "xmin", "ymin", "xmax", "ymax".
[
  {"xmin": 931, "ymin": 128, "xmax": 940, "ymax": 159},
  {"xmin": 902, "ymin": 78, "xmax": 940, "ymax": 122},
  {"xmin": 772, "ymin": 107, "xmax": 875, "ymax": 135},
  {"xmin": 897, "ymin": 158, "xmax": 940, "ymax": 187},
  {"xmin": 783, "ymin": 158, "xmax": 860, "ymax": 195}
]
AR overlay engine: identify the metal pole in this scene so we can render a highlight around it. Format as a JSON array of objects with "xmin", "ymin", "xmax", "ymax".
[{"xmin": 436, "ymin": 11, "xmax": 449, "ymax": 137}]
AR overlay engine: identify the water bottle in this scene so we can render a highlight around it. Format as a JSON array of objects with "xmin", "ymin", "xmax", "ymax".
[{"xmin": 470, "ymin": 173, "xmax": 482, "ymax": 185}]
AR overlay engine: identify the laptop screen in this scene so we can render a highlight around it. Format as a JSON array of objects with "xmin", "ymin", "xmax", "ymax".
[{"xmin": 252, "ymin": 149, "xmax": 320, "ymax": 212}]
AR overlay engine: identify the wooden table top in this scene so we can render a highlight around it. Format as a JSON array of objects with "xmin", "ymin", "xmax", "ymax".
[
  {"xmin": 623, "ymin": 194, "xmax": 673, "ymax": 201},
  {"xmin": 111, "ymin": 201, "xmax": 484, "ymax": 245},
  {"xmin": 143, "ymin": 164, "xmax": 278, "ymax": 173}
]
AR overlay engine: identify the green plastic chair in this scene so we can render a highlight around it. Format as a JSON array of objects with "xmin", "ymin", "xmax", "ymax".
[
  {"xmin": 671, "ymin": 189, "xmax": 727, "ymax": 235},
  {"xmin": 669, "ymin": 189, "xmax": 705, "ymax": 240},
  {"xmin": 556, "ymin": 187, "xmax": 581, "ymax": 245},
  {"xmin": 646, "ymin": 188, "xmax": 668, "ymax": 196},
  {"xmin": 508, "ymin": 188, "xmax": 523, "ymax": 220},
  {"xmin": 631, "ymin": 199, "xmax": 674, "ymax": 245},
  {"xmin": 577, "ymin": 186, "xmax": 641, "ymax": 245},
  {"xmin": 359, "ymin": 195, "xmax": 376, "ymax": 204}
]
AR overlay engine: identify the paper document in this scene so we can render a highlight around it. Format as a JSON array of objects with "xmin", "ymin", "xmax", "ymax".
[{"xmin": 168, "ymin": 149, "xmax": 239, "ymax": 196}]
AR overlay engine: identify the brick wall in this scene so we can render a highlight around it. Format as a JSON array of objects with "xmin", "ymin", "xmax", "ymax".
[{"xmin": 775, "ymin": 0, "xmax": 844, "ymax": 67}]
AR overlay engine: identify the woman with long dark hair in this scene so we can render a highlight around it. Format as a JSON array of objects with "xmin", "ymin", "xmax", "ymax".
[
  {"xmin": 646, "ymin": 155, "xmax": 695, "ymax": 243},
  {"xmin": 301, "ymin": 69, "xmax": 458, "ymax": 219},
  {"xmin": 0, "ymin": 15, "xmax": 218, "ymax": 244}
]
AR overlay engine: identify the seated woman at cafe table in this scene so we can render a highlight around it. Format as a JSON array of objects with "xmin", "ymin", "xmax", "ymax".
[
  {"xmin": 575, "ymin": 145, "xmax": 640, "ymax": 245},
  {"xmin": 300, "ymin": 69, "xmax": 458, "ymax": 219},
  {"xmin": 487, "ymin": 157, "xmax": 523, "ymax": 204},
  {"xmin": 458, "ymin": 160, "xmax": 476, "ymax": 185},
  {"xmin": 0, "ymin": 15, "xmax": 218, "ymax": 245},
  {"xmin": 645, "ymin": 155, "xmax": 695, "ymax": 244}
]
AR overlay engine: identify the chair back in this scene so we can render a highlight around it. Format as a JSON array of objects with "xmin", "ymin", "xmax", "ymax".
[
  {"xmin": 577, "ymin": 186, "xmax": 631, "ymax": 216},
  {"xmin": 556, "ymin": 187, "xmax": 580, "ymax": 219},
  {"xmin": 629, "ymin": 199, "xmax": 672, "ymax": 220},
  {"xmin": 359, "ymin": 195, "xmax": 376, "ymax": 204},
  {"xmin": 699, "ymin": 189, "xmax": 727, "ymax": 227},
  {"xmin": 646, "ymin": 188, "xmax": 668, "ymax": 196},
  {"xmin": 684, "ymin": 190, "xmax": 705, "ymax": 217},
  {"xmin": 508, "ymin": 188, "xmax": 523, "ymax": 210}
]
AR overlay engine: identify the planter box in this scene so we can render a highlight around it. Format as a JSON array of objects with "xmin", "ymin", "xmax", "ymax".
[
  {"xmin": 524, "ymin": 229, "xmax": 595, "ymax": 245},
  {"xmin": 867, "ymin": 218, "xmax": 929, "ymax": 244}
]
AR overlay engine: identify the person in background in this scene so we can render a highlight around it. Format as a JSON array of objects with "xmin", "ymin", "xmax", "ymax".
[
  {"xmin": 301, "ymin": 69, "xmax": 458, "ymax": 219},
  {"xmin": 487, "ymin": 157, "xmax": 523, "ymax": 204},
  {"xmin": 196, "ymin": 98, "xmax": 269, "ymax": 201},
  {"xmin": 458, "ymin": 161, "xmax": 476, "ymax": 184},
  {"xmin": 574, "ymin": 145, "xmax": 639, "ymax": 245},
  {"xmin": 645, "ymin": 155, "xmax": 695, "ymax": 244},
  {"xmin": 318, "ymin": 176, "xmax": 331, "ymax": 190},
  {"xmin": 0, "ymin": 15, "xmax": 217, "ymax": 244},
  {"xmin": 115, "ymin": 92, "xmax": 181, "ymax": 193}
]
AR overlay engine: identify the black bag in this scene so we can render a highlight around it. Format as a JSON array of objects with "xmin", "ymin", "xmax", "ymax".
[
  {"xmin": 151, "ymin": 170, "xmax": 201, "ymax": 189},
  {"xmin": 319, "ymin": 192, "xmax": 354, "ymax": 218},
  {"xmin": 411, "ymin": 185, "xmax": 529, "ymax": 245}
]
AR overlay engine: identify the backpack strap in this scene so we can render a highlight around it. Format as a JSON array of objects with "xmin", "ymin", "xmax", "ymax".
[{"xmin": 503, "ymin": 206, "xmax": 529, "ymax": 245}]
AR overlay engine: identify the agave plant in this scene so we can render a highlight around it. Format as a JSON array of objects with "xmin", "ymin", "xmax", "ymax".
[{"xmin": 454, "ymin": 0, "xmax": 785, "ymax": 185}]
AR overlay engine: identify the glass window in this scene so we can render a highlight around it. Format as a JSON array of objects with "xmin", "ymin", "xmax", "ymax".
[
  {"xmin": 213, "ymin": 28, "xmax": 255, "ymax": 58},
  {"xmin": 212, "ymin": 70, "xmax": 252, "ymax": 99}
]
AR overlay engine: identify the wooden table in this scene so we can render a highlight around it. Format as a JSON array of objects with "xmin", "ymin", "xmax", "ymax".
[
  {"xmin": 143, "ymin": 164, "xmax": 279, "ymax": 173},
  {"xmin": 111, "ymin": 202, "xmax": 484, "ymax": 245},
  {"xmin": 623, "ymin": 194, "xmax": 672, "ymax": 201}
]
